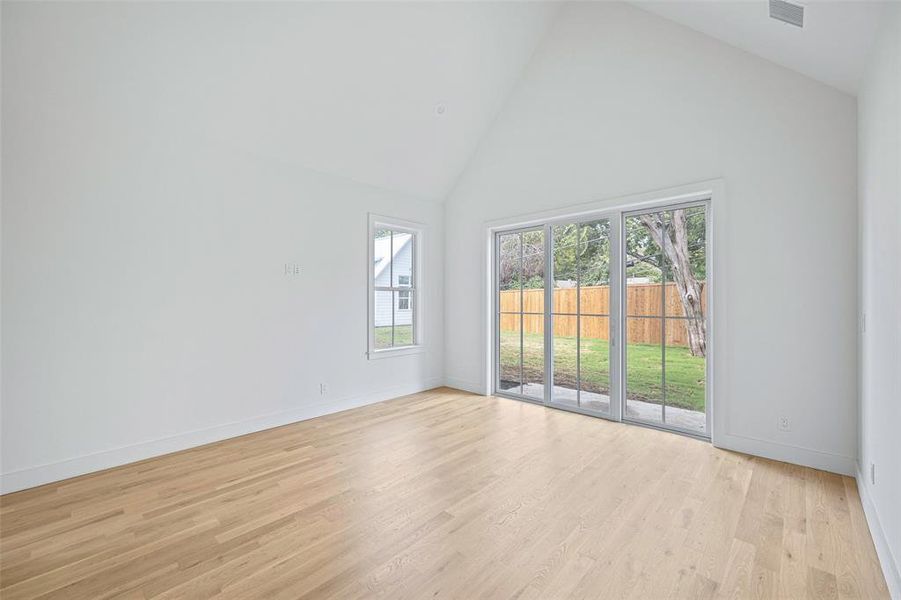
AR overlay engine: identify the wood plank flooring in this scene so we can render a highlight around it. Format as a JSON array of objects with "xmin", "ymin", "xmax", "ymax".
[{"xmin": 0, "ymin": 388, "xmax": 888, "ymax": 599}]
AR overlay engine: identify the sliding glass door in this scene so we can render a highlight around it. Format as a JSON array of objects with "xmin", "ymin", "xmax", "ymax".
[
  {"xmin": 624, "ymin": 205, "xmax": 707, "ymax": 435},
  {"xmin": 550, "ymin": 219, "xmax": 613, "ymax": 415},
  {"xmin": 496, "ymin": 218, "xmax": 617, "ymax": 418},
  {"xmin": 497, "ymin": 228, "xmax": 545, "ymax": 401},
  {"xmin": 494, "ymin": 200, "xmax": 709, "ymax": 439}
]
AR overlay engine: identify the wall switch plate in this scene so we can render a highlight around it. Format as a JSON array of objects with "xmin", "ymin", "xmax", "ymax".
[
  {"xmin": 320, "ymin": 383, "xmax": 328, "ymax": 395},
  {"xmin": 284, "ymin": 263, "xmax": 301, "ymax": 276},
  {"xmin": 778, "ymin": 417, "xmax": 791, "ymax": 432}
]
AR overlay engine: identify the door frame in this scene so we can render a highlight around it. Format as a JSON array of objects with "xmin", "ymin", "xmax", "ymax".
[{"xmin": 486, "ymin": 180, "xmax": 718, "ymax": 442}]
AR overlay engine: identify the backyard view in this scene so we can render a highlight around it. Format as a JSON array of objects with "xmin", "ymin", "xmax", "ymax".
[
  {"xmin": 499, "ymin": 331, "xmax": 705, "ymax": 411},
  {"xmin": 498, "ymin": 205, "xmax": 707, "ymax": 427}
]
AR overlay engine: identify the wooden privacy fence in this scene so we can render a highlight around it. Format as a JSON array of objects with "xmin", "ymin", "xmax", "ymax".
[{"xmin": 499, "ymin": 283, "xmax": 706, "ymax": 347}]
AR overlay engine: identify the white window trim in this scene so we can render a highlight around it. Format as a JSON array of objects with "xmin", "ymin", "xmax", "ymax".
[{"xmin": 367, "ymin": 213, "xmax": 425, "ymax": 359}]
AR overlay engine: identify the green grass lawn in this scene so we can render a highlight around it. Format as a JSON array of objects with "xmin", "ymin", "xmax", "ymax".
[
  {"xmin": 500, "ymin": 331, "xmax": 705, "ymax": 411},
  {"xmin": 374, "ymin": 325, "xmax": 413, "ymax": 348}
]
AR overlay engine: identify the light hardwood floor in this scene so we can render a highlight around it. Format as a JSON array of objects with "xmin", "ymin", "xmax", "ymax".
[{"xmin": 0, "ymin": 388, "xmax": 888, "ymax": 599}]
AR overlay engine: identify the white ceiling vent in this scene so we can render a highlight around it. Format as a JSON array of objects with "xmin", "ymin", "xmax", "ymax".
[{"xmin": 770, "ymin": 0, "xmax": 804, "ymax": 28}]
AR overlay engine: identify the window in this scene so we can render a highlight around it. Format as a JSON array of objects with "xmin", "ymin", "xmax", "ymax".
[
  {"xmin": 369, "ymin": 215, "xmax": 422, "ymax": 357},
  {"xmin": 397, "ymin": 275, "xmax": 411, "ymax": 310},
  {"xmin": 398, "ymin": 291, "xmax": 411, "ymax": 311}
]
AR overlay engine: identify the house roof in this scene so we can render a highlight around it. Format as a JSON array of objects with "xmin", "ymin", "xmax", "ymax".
[{"xmin": 373, "ymin": 232, "xmax": 412, "ymax": 280}]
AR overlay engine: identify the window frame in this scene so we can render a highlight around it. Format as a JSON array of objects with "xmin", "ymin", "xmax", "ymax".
[{"xmin": 367, "ymin": 214, "xmax": 424, "ymax": 359}]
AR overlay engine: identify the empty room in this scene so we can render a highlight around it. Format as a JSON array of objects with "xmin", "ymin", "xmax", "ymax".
[{"xmin": 1, "ymin": 0, "xmax": 899, "ymax": 598}]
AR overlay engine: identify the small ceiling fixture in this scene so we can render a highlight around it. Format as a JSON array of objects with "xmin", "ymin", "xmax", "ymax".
[
  {"xmin": 769, "ymin": 0, "xmax": 804, "ymax": 28},
  {"xmin": 434, "ymin": 104, "xmax": 447, "ymax": 116}
]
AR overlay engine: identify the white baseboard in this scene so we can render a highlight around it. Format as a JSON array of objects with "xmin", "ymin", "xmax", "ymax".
[
  {"xmin": 714, "ymin": 431, "xmax": 856, "ymax": 476},
  {"xmin": 443, "ymin": 381, "xmax": 857, "ymax": 477},
  {"xmin": 857, "ymin": 464, "xmax": 901, "ymax": 600},
  {"xmin": 444, "ymin": 376, "xmax": 486, "ymax": 395},
  {"xmin": 0, "ymin": 377, "xmax": 444, "ymax": 495}
]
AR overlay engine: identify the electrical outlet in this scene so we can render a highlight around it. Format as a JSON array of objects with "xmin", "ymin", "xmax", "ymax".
[
  {"xmin": 871, "ymin": 463, "xmax": 876, "ymax": 485},
  {"xmin": 778, "ymin": 417, "xmax": 791, "ymax": 432},
  {"xmin": 319, "ymin": 383, "xmax": 328, "ymax": 395}
]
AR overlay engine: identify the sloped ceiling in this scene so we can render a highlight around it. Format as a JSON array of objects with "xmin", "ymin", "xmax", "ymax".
[
  {"xmin": 203, "ymin": 2, "xmax": 562, "ymax": 202},
  {"xmin": 7, "ymin": 1, "xmax": 882, "ymax": 202},
  {"xmin": 5, "ymin": 1, "xmax": 558, "ymax": 202},
  {"xmin": 634, "ymin": 1, "xmax": 884, "ymax": 95}
]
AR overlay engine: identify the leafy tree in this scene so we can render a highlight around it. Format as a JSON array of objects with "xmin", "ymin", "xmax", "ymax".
[
  {"xmin": 627, "ymin": 208, "xmax": 707, "ymax": 357},
  {"xmin": 552, "ymin": 219, "xmax": 611, "ymax": 286}
]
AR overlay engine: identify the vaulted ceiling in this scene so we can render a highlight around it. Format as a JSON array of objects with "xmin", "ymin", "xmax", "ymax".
[
  {"xmin": 197, "ymin": 0, "xmax": 882, "ymax": 199},
  {"xmin": 634, "ymin": 1, "xmax": 884, "ymax": 95},
  {"xmin": 196, "ymin": 2, "xmax": 562, "ymax": 201},
  {"xmin": 7, "ymin": 1, "xmax": 882, "ymax": 202},
  {"xmin": 6, "ymin": 1, "xmax": 559, "ymax": 202}
]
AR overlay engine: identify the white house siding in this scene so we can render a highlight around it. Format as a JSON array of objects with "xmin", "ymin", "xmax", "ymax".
[{"xmin": 374, "ymin": 235, "xmax": 413, "ymax": 328}]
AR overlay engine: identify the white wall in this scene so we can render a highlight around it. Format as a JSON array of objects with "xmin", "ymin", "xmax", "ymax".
[
  {"xmin": 0, "ymin": 0, "xmax": 870, "ymax": 498},
  {"xmin": 858, "ymin": 4, "xmax": 901, "ymax": 596},
  {"xmin": 1, "ymin": 4, "xmax": 444, "ymax": 492},
  {"xmin": 444, "ymin": 2, "xmax": 859, "ymax": 474}
]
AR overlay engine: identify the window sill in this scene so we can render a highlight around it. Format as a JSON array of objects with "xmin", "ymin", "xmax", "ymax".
[{"xmin": 368, "ymin": 345, "xmax": 425, "ymax": 360}]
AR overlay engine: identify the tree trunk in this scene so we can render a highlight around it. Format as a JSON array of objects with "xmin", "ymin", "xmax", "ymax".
[{"xmin": 639, "ymin": 211, "xmax": 706, "ymax": 357}]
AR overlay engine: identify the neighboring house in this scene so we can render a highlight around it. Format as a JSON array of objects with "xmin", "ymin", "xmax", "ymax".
[{"xmin": 373, "ymin": 233, "xmax": 413, "ymax": 327}]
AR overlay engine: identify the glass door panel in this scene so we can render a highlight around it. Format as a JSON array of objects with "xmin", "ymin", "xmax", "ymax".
[
  {"xmin": 550, "ymin": 219, "xmax": 611, "ymax": 414},
  {"xmin": 521, "ymin": 230, "xmax": 545, "ymax": 400},
  {"xmin": 576, "ymin": 219, "xmax": 611, "ymax": 415},
  {"xmin": 496, "ymin": 228, "xmax": 544, "ymax": 401},
  {"xmin": 497, "ymin": 232, "xmax": 522, "ymax": 395},
  {"xmin": 624, "ymin": 205, "xmax": 708, "ymax": 436},
  {"xmin": 624, "ymin": 212, "xmax": 665, "ymax": 424},
  {"xmin": 660, "ymin": 205, "xmax": 707, "ymax": 433}
]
